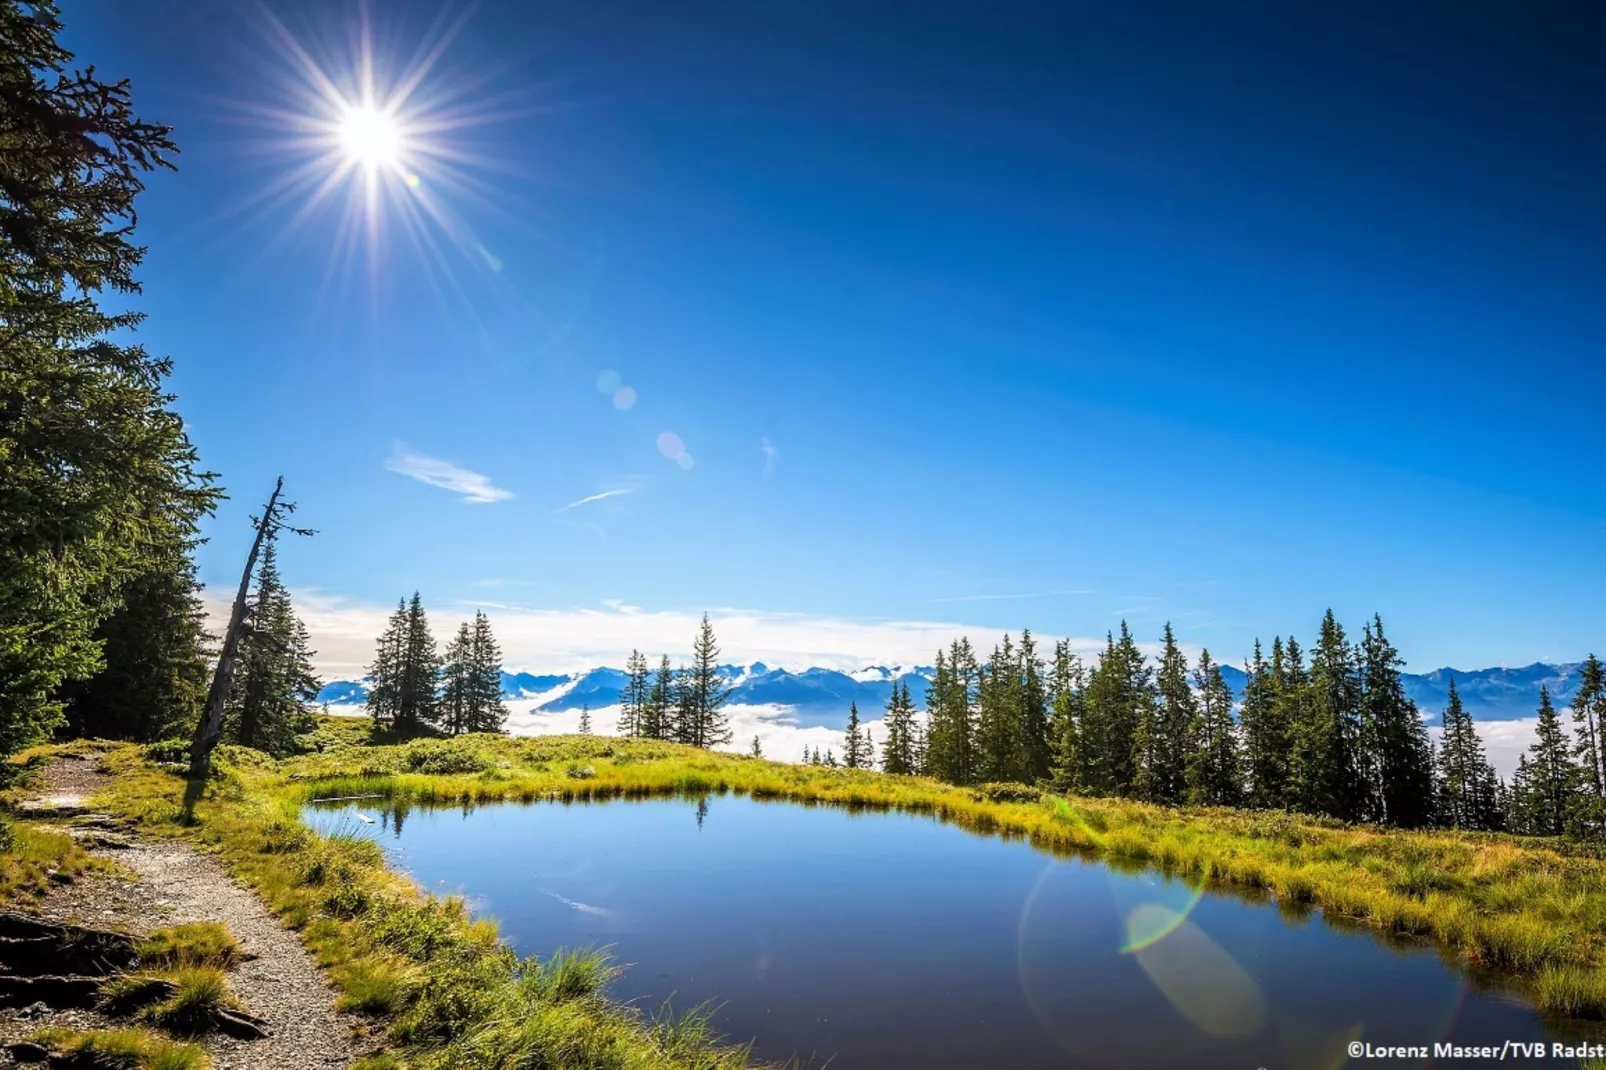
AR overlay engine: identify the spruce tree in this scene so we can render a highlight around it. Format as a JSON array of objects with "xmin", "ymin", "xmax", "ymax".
[
  {"xmin": 1047, "ymin": 641, "xmax": 1085, "ymax": 792},
  {"xmin": 862, "ymin": 721, "xmax": 876, "ymax": 770},
  {"xmin": 440, "ymin": 623, "xmax": 474, "ymax": 736},
  {"xmin": 676, "ymin": 615, "xmax": 732, "ymax": 748},
  {"xmin": 1146, "ymin": 624, "xmax": 1195, "ymax": 805},
  {"xmin": 398, "ymin": 592, "xmax": 441, "ymax": 733},
  {"xmin": 646, "ymin": 655, "xmax": 675, "ymax": 741},
  {"xmin": 1185, "ymin": 650, "xmax": 1242, "ymax": 807},
  {"xmin": 1301, "ymin": 611, "xmax": 1363, "ymax": 820},
  {"xmin": 619, "ymin": 650, "xmax": 650, "ymax": 736},
  {"xmin": 1508, "ymin": 755, "xmax": 1538, "ymax": 836},
  {"xmin": 365, "ymin": 600, "xmax": 409, "ymax": 731},
  {"xmin": 1018, "ymin": 629, "xmax": 1051, "ymax": 783},
  {"xmin": 750, "ymin": 734, "xmax": 762, "ymax": 758},
  {"xmin": 923, "ymin": 641, "xmax": 979, "ymax": 784},
  {"xmin": 1360, "ymin": 616, "xmax": 1435, "ymax": 828},
  {"xmin": 226, "ymin": 542, "xmax": 319, "ymax": 755},
  {"xmin": 465, "ymin": 611, "xmax": 507, "ymax": 733},
  {"xmin": 578, "ymin": 704, "xmax": 592, "ymax": 735},
  {"xmin": 823, "ymin": 748, "xmax": 836, "ymax": 768},
  {"xmin": 976, "ymin": 634, "xmax": 1021, "ymax": 783},
  {"xmin": 844, "ymin": 701, "xmax": 864, "ymax": 769},
  {"xmin": 1570, "ymin": 654, "xmax": 1605, "ymax": 837},
  {"xmin": 1239, "ymin": 639, "xmax": 1290, "ymax": 809},
  {"xmin": 0, "ymin": 4, "xmax": 221, "ymax": 753},
  {"xmin": 1525, "ymin": 686, "xmax": 1575, "ymax": 836},
  {"xmin": 882, "ymin": 679, "xmax": 918, "ymax": 775},
  {"xmin": 1437, "ymin": 678, "xmax": 1500, "ymax": 830}
]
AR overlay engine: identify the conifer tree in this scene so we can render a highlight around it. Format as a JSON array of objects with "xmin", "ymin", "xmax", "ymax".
[
  {"xmin": 1185, "ymin": 650, "xmax": 1241, "ymax": 806},
  {"xmin": 619, "ymin": 650, "xmax": 650, "ymax": 736},
  {"xmin": 1360, "ymin": 616, "xmax": 1435, "ymax": 827},
  {"xmin": 0, "ymin": 2, "xmax": 221, "ymax": 754},
  {"xmin": 924, "ymin": 641, "xmax": 979, "ymax": 784},
  {"xmin": 399, "ymin": 593, "xmax": 441, "ymax": 733},
  {"xmin": 844, "ymin": 701, "xmax": 864, "ymax": 769},
  {"xmin": 1018, "ymin": 629, "xmax": 1051, "ymax": 783},
  {"xmin": 466, "ymin": 611, "xmax": 507, "ymax": 733},
  {"xmin": 1145, "ymin": 624, "xmax": 1195, "ymax": 804},
  {"xmin": 977, "ymin": 634, "xmax": 1021, "ymax": 783},
  {"xmin": 823, "ymin": 748, "xmax": 836, "ymax": 768},
  {"xmin": 1524, "ymin": 686, "xmax": 1575, "ymax": 836},
  {"xmin": 1300, "ymin": 611, "xmax": 1363, "ymax": 820},
  {"xmin": 1238, "ymin": 640, "xmax": 1290, "ymax": 809},
  {"xmin": 1081, "ymin": 624, "xmax": 1151, "ymax": 796},
  {"xmin": 1437, "ymin": 679, "xmax": 1501, "ymax": 830},
  {"xmin": 1047, "ymin": 641, "xmax": 1085, "ymax": 792},
  {"xmin": 440, "ymin": 623, "xmax": 474, "ymax": 736},
  {"xmin": 676, "ymin": 615, "xmax": 732, "ymax": 748},
  {"xmin": 645, "ymin": 655, "xmax": 675, "ymax": 741},
  {"xmin": 1570, "ymin": 654, "xmax": 1606, "ymax": 837},
  {"xmin": 862, "ymin": 722, "xmax": 876, "ymax": 770},
  {"xmin": 750, "ymin": 735, "xmax": 762, "ymax": 758},
  {"xmin": 226, "ymin": 542, "xmax": 319, "ymax": 755},
  {"xmin": 1508, "ymin": 755, "xmax": 1538, "ymax": 836},
  {"xmin": 366, "ymin": 600, "xmax": 409, "ymax": 731},
  {"xmin": 882, "ymin": 679, "xmax": 918, "ymax": 774},
  {"xmin": 578, "ymin": 704, "xmax": 592, "ymax": 734}
]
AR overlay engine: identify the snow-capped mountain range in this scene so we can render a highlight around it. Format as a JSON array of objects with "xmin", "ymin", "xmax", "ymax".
[{"xmin": 316, "ymin": 660, "xmax": 1585, "ymax": 729}]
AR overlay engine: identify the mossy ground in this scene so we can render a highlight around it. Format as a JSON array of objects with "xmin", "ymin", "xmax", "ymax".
[{"xmin": 20, "ymin": 718, "xmax": 1606, "ymax": 1065}]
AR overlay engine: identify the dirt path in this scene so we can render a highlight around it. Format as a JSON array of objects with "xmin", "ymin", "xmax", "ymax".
[{"xmin": 0, "ymin": 753, "xmax": 366, "ymax": 1068}]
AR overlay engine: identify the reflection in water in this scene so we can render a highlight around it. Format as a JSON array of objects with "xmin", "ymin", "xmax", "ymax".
[{"xmin": 307, "ymin": 794, "xmax": 1585, "ymax": 1069}]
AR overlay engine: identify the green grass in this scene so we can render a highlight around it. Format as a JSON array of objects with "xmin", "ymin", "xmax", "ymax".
[
  {"xmin": 136, "ymin": 922, "xmax": 244, "ymax": 970},
  {"xmin": 56, "ymin": 722, "xmax": 1606, "ymax": 1066},
  {"xmin": 102, "ymin": 965, "xmax": 240, "ymax": 1034},
  {"xmin": 0, "ymin": 820, "xmax": 97, "ymax": 902},
  {"xmin": 28, "ymin": 1026, "xmax": 210, "ymax": 1070}
]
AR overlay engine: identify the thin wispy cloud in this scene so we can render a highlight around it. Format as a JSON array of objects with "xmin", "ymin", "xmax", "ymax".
[
  {"xmin": 928, "ymin": 589, "xmax": 1092, "ymax": 604},
  {"xmin": 760, "ymin": 437, "xmax": 778, "ymax": 477},
  {"xmin": 385, "ymin": 443, "xmax": 513, "ymax": 504},
  {"xmin": 553, "ymin": 487, "xmax": 635, "ymax": 513}
]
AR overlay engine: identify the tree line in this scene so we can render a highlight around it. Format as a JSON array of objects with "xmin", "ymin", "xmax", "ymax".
[
  {"xmin": 364, "ymin": 595, "xmax": 509, "ymax": 736},
  {"xmin": 614, "ymin": 615, "xmax": 734, "ymax": 748},
  {"xmin": 840, "ymin": 611, "xmax": 1605, "ymax": 838}
]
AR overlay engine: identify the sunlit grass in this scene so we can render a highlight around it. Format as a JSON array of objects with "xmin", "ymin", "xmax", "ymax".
[
  {"xmin": 57, "ymin": 722, "xmax": 1606, "ymax": 1067},
  {"xmin": 102, "ymin": 965, "xmax": 239, "ymax": 1034},
  {"xmin": 136, "ymin": 922, "xmax": 244, "ymax": 970},
  {"xmin": 29, "ymin": 1025, "xmax": 210, "ymax": 1070}
]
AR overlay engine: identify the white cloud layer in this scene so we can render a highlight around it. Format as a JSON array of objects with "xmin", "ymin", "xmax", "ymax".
[
  {"xmin": 385, "ymin": 444, "xmax": 513, "ymax": 503},
  {"xmin": 207, "ymin": 591, "xmax": 1119, "ymax": 681}
]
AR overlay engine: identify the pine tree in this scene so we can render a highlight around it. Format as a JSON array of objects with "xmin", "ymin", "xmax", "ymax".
[
  {"xmin": 1081, "ymin": 624, "xmax": 1151, "ymax": 796},
  {"xmin": 645, "ymin": 655, "xmax": 675, "ymax": 741},
  {"xmin": 676, "ymin": 615, "xmax": 732, "ymax": 748},
  {"xmin": 1144, "ymin": 624, "xmax": 1195, "ymax": 805},
  {"xmin": 1525, "ymin": 686, "xmax": 1575, "ymax": 836},
  {"xmin": 0, "ymin": 3, "xmax": 221, "ymax": 754},
  {"xmin": 1047, "ymin": 641, "xmax": 1085, "ymax": 792},
  {"xmin": 1018, "ymin": 629, "xmax": 1051, "ymax": 783},
  {"xmin": 976, "ymin": 634, "xmax": 1021, "ymax": 783},
  {"xmin": 439, "ymin": 623, "xmax": 474, "ymax": 736},
  {"xmin": 59, "ymin": 536, "xmax": 210, "ymax": 743},
  {"xmin": 844, "ymin": 701, "xmax": 864, "ymax": 769},
  {"xmin": 366, "ymin": 600, "xmax": 409, "ymax": 731},
  {"xmin": 923, "ymin": 641, "xmax": 979, "ymax": 784},
  {"xmin": 1570, "ymin": 654, "xmax": 1605, "ymax": 837},
  {"xmin": 881, "ymin": 680, "xmax": 917, "ymax": 774},
  {"xmin": 466, "ymin": 611, "xmax": 507, "ymax": 733},
  {"xmin": 578, "ymin": 704, "xmax": 592, "ymax": 734},
  {"xmin": 1508, "ymin": 755, "xmax": 1538, "ymax": 836},
  {"xmin": 1239, "ymin": 639, "xmax": 1290, "ymax": 809},
  {"xmin": 1185, "ymin": 650, "xmax": 1242, "ymax": 807},
  {"xmin": 1300, "ymin": 611, "xmax": 1363, "ymax": 820},
  {"xmin": 750, "ymin": 735, "xmax": 763, "ymax": 758},
  {"xmin": 619, "ymin": 650, "xmax": 650, "ymax": 736},
  {"xmin": 823, "ymin": 748, "xmax": 837, "ymax": 768},
  {"xmin": 1360, "ymin": 616, "xmax": 1435, "ymax": 828},
  {"xmin": 226, "ymin": 542, "xmax": 319, "ymax": 756},
  {"xmin": 1437, "ymin": 678, "xmax": 1500, "ymax": 830},
  {"xmin": 862, "ymin": 722, "xmax": 876, "ymax": 770},
  {"xmin": 399, "ymin": 593, "xmax": 441, "ymax": 733}
]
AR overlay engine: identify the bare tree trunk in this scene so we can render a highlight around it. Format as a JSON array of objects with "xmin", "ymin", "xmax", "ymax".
[{"xmin": 188, "ymin": 477, "xmax": 282, "ymax": 777}]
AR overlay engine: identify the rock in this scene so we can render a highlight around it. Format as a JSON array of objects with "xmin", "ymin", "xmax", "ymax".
[
  {"xmin": 12, "ymin": 798, "xmax": 87, "ymax": 819},
  {"xmin": 5, "ymin": 1040, "xmax": 48, "ymax": 1063},
  {"xmin": 0, "ymin": 974, "xmax": 103, "ymax": 1010}
]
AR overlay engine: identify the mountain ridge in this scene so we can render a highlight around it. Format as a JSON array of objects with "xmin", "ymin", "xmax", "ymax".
[{"xmin": 318, "ymin": 659, "xmax": 1585, "ymax": 728}]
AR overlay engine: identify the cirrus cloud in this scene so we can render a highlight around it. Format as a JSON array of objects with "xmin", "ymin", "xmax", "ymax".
[{"xmin": 385, "ymin": 443, "xmax": 513, "ymax": 504}]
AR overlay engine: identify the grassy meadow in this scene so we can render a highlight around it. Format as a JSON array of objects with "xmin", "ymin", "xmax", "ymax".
[{"xmin": 8, "ymin": 718, "xmax": 1606, "ymax": 1067}]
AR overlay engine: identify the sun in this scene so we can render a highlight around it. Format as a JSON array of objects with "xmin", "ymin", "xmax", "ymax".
[{"xmin": 337, "ymin": 102, "xmax": 405, "ymax": 172}]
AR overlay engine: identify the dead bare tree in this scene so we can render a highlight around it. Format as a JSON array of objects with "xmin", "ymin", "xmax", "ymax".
[{"xmin": 188, "ymin": 477, "xmax": 314, "ymax": 777}]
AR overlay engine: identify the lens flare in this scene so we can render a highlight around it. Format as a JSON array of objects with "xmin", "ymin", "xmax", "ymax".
[
  {"xmin": 612, "ymin": 386, "xmax": 637, "ymax": 410},
  {"xmin": 596, "ymin": 370, "xmax": 622, "ymax": 394},
  {"xmin": 1126, "ymin": 905, "xmax": 1265, "ymax": 1038}
]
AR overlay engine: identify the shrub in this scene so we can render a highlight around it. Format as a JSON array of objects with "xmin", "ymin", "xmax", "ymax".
[{"xmin": 971, "ymin": 782, "xmax": 1042, "ymax": 804}]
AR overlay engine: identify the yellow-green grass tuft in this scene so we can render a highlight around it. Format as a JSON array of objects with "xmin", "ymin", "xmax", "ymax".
[
  {"xmin": 136, "ymin": 922, "xmax": 243, "ymax": 970},
  {"xmin": 29, "ymin": 1026, "xmax": 210, "ymax": 1070},
  {"xmin": 102, "ymin": 965, "xmax": 240, "ymax": 1035}
]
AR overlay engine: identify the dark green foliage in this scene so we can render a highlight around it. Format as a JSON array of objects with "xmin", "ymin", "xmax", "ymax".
[
  {"xmin": 880, "ymin": 680, "xmax": 918, "ymax": 775},
  {"xmin": 1239, "ymin": 639, "xmax": 1292, "ymax": 809},
  {"xmin": 674, "ymin": 615, "xmax": 732, "ymax": 748},
  {"xmin": 1296, "ymin": 611, "xmax": 1364, "ymax": 820},
  {"xmin": 1080, "ymin": 624, "xmax": 1151, "ymax": 796},
  {"xmin": 1437, "ymin": 679, "xmax": 1502, "ymax": 831},
  {"xmin": 577, "ymin": 705, "xmax": 592, "ymax": 735},
  {"xmin": 1571, "ymin": 655, "xmax": 1606, "ymax": 838},
  {"xmin": 1047, "ymin": 640, "xmax": 1085, "ymax": 792},
  {"xmin": 922, "ymin": 643, "xmax": 979, "ymax": 784},
  {"xmin": 1360, "ymin": 616, "xmax": 1435, "ymax": 828},
  {"xmin": 225, "ymin": 542, "xmax": 319, "ymax": 755},
  {"xmin": 58, "ymin": 537, "xmax": 210, "ymax": 743},
  {"xmin": 439, "ymin": 611, "xmax": 506, "ymax": 736},
  {"xmin": 1520, "ymin": 687, "xmax": 1575, "ymax": 836},
  {"xmin": 843, "ymin": 701, "xmax": 866, "ymax": 769},
  {"xmin": 643, "ymin": 655, "xmax": 675, "ymax": 742},
  {"xmin": 0, "ymin": 1, "xmax": 220, "ymax": 754},
  {"xmin": 366, "ymin": 593, "xmax": 440, "ymax": 735},
  {"xmin": 1139, "ymin": 624, "xmax": 1194, "ymax": 804},
  {"xmin": 618, "ymin": 650, "xmax": 649, "ymax": 736},
  {"xmin": 1185, "ymin": 650, "xmax": 1241, "ymax": 806}
]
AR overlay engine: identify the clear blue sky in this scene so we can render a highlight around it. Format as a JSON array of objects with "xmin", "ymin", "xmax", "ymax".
[{"xmin": 72, "ymin": 0, "xmax": 1606, "ymax": 670}]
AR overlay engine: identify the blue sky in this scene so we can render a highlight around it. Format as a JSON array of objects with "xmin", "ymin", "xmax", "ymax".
[{"xmin": 73, "ymin": 0, "xmax": 1606, "ymax": 672}]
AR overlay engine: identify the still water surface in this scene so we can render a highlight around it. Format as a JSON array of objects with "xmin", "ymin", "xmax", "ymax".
[{"xmin": 307, "ymin": 795, "xmax": 1573, "ymax": 1069}]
